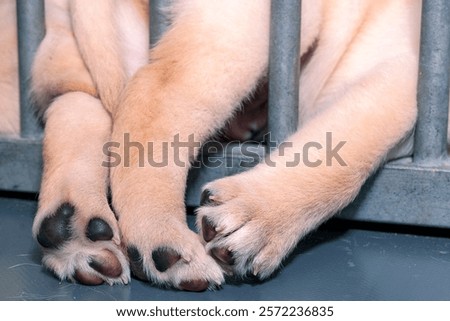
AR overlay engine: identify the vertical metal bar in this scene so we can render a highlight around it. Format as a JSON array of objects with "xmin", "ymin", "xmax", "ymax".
[
  {"xmin": 150, "ymin": 0, "xmax": 172, "ymax": 48},
  {"xmin": 267, "ymin": 0, "xmax": 301, "ymax": 149},
  {"xmin": 16, "ymin": 0, "xmax": 45, "ymax": 139},
  {"xmin": 413, "ymin": 0, "xmax": 450, "ymax": 165}
]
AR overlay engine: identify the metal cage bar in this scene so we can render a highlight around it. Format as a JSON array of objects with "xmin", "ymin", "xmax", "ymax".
[
  {"xmin": 16, "ymin": 0, "xmax": 45, "ymax": 139},
  {"xmin": 150, "ymin": 0, "xmax": 171, "ymax": 47},
  {"xmin": 267, "ymin": 0, "xmax": 301, "ymax": 148},
  {"xmin": 413, "ymin": 0, "xmax": 450, "ymax": 166},
  {"xmin": 2, "ymin": 0, "xmax": 450, "ymax": 230}
]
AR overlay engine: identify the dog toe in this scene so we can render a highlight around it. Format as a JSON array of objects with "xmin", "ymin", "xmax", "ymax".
[
  {"xmin": 179, "ymin": 279, "xmax": 209, "ymax": 292},
  {"xmin": 36, "ymin": 203, "xmax": 75, "ymax": 249},
  {"xmin": 86, "ymin": 218, "xmax": 114, "ymax": 241},
  {"xmin": 200, "ymin": 189, "xmax": 219, "ymax": 207},
  {"xmin": 70, "ymin": 250, "xmax": 124, "ymax": 285},
  {"xmin": 152, "ymin": 247, "xmax": 182, "ymax": 272},
  {"xmin": 210, "ymin": 247, "xmax": 234, "ymax": 265},
  {"xmin": 201, "ymin": 216, "xmax": 217, "ymax": 242},
  {"xmin": 74, "ymin": 269, "xmax": 104, "ymax": 285},
  {"xmin": 89, "ymin": 250, "xmax": 123, "ymax": 278}
]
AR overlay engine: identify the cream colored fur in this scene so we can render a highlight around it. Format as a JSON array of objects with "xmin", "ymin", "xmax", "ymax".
[
  {"xmin": 0, "ymin": 0, "xmax": 19, "ymax": 135},
  {"xmin": 0, "ymin": 0, "xmax": 426, "ymax": 289}
]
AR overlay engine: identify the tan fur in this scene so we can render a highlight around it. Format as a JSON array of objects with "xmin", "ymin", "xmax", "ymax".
[
  {"xmin": 0, "ymin": 0, "xmax": 429, "ymax": 289},
  {"xmin": 0, "ymin": 0, "xmax": 19, "ymax": 135}
]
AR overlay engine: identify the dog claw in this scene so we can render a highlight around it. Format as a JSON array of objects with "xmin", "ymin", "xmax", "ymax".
[
  {"xmin": 127, "ymin": 245, "xmax": 147, "ymax": 281},
  {"xmin": 200, "ymin": 189, "xmax": 219, "ymax": 207},
  {"xmin": 210, "ymin": 247, "xmax": 234, "ymax": 266},
  {"xmin": 201, "ymin": 216, "xmax": 217, "ymax": 242}
]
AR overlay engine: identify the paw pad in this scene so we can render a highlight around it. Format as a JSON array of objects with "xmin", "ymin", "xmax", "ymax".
[
  {"xmin": 152, "ymin": 247, "xmax": 181, "ymax": 272},
  {"xmin": 179, "ymin": 279, "xmax": 209, "ymax": 292},
  {"xmin": 74, "ymin": 269, "xmax": 104, "ymax": 285},
  {"xmin": 88, "ymin": 250, "xmax": 123, "ymax": 278},
  {"xmin": 36, "ymin": 203, "xmax": 75, "ymax": 248},
  {"xmin": 86, "ymin": 218, "xmax": 114, "ymax": 241}
]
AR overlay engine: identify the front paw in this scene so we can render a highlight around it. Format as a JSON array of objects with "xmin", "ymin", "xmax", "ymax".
[
  {"xmin": 196, "ymin": 176, "xmax": 308, "ymax": 280},
  {"xmin": 118, "ymin": 215, "xmax": 225, "ymax": 291},
  {"xmin": 33, "ymin": 202, "xmax": 130, "ymax": 285}
]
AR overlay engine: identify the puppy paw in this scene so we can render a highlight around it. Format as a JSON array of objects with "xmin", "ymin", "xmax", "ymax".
[
  {"xmin": 119, "ymin": 216, "xmax": 224, "ymax": 291},
  {"xmin": 33, "ymin": 202, "xmax": 130, "ymax": 285},
  {"xmin": 196, "ymin": 175, "xmax": 310, "ymax": 280}
]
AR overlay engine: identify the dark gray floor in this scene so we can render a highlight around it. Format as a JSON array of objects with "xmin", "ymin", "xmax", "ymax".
[{"xmin": 1, "ymin": 194, "xmax": 450, "ymax": 301}]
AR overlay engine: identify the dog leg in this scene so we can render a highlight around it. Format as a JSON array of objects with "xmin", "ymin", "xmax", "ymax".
[
  {"xmin": 110, "ymin": 0, "xmax": 271, "ymax": 290},
  {"xmin": 32, "ymin": 92, "xmax": 130, "ymax": 285},
  {"xmin": 29, "ymin": 1, "xmax": 131, "ymax": 283},
  {"xmin": 197, "ymin": 59, "xmax": 418, "ymax": 280}
]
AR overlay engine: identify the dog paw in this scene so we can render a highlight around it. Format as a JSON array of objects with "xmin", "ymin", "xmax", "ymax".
[
  {"xmin": 119, "ymin": 216, "xmax": 224, "ymax": 291},
  {"xmin": 32, "ymin": 202, "xmax": 130, "ymax": 285},
  {"xmin": 196, "ymin": 175, "xmax": 309, "ymax": 280}
]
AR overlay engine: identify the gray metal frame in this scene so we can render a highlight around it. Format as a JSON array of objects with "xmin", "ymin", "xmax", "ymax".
[
  {"xmin": 149, "ymin": 0, "xmax": 171, "ymax": 47},
  {"xmin": 339, "ymin": 0, "xmax": 450, "ymax": 228},
  {"xmin": 267, "ymin": 0, "xmax": 301, "ymax": 148},
  {"xmin": 16, "ymin": 0, "xmax": 45, "ymax": 139},
  {"xmin": 414, "ymin": 0, "xmax": 450, "ymax": 166},
  {"xmin": 0, "ymin": 0, "xmax": 44, "ymax": 192},
  {"xmin": 1, "ymin": 0, "xmax": 450, "ymax": 229}
]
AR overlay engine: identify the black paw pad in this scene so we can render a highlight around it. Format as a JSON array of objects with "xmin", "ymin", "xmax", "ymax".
[
  {"xmin": 210, "ymin": 247, "xmax": 235, "ymax": 265},
  {"xmin": 179, "ymin": 279, "xmax": 209, "ymax": 292},
  {"xmin": 152, "ymin": 247, "xmax": 181, "ymax": 272},
  {"xmin": 200, "ymin": 189, "xmax": 218, "ymax": 207},
  {"xmin": 36, "ymin": 203, "xmax": 75, "ymax": 249},
  {"xmin": 127, "ymin": 246, "xmax": 147, "ymax": 281},
  {"xmin": 73, "ymin": 269, "xmax": 104, "ymax": 285},
  {"xmin": 86, "ymin": 218, "xmax": 114, "ymax": 242},
  {"xmin": 201, "ymin": 216, "xmax": 217, "ymax": 242},
  {"xmin": 89, "ymin": 250, "xmax": 122, "ymax": 278}
]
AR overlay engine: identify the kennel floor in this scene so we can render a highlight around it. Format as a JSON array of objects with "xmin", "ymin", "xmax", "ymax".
[{"xmin": 1, "ymin": 193, "xmax": 449, "ymax": 301}]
